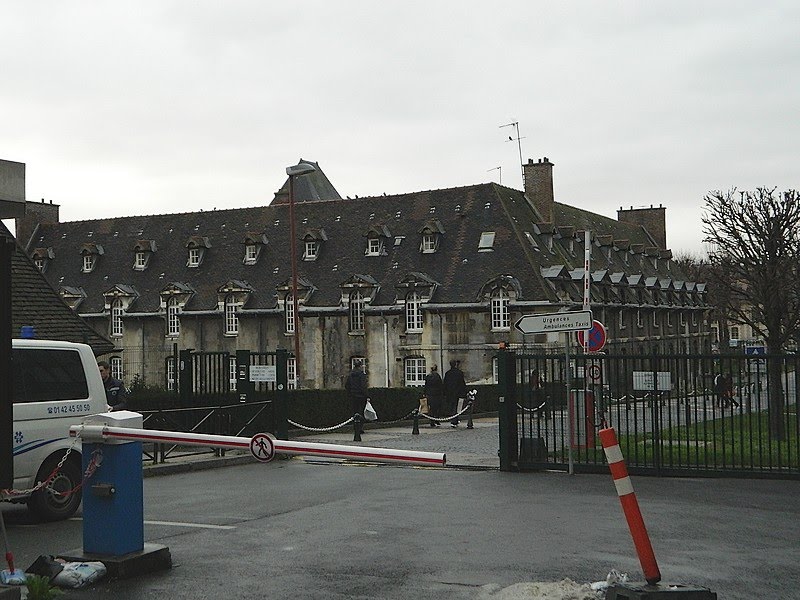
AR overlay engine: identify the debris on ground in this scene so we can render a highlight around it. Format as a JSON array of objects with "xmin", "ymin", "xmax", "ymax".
[{"xmin": 479, "ymin": 578, "xmax": 602, "ymax": 599}]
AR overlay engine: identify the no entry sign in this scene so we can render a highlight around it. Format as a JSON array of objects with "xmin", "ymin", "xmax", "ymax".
[{"xmin": 576, "ymin": 320, "xmax": 607, "ymax": 352}]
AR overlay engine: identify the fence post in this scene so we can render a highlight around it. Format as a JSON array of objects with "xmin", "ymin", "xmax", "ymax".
[
  {"xmin": 412, "ymin": 410, "xmax": 420, "ymax": 435},
  {"xmin": 651, "ymin": 350, "xmax": 661, "ymax": 475},
  {"xmin": 498, "ymin": 348, "xmax": 518, "ymax": 472},
  {"xmin": 275, "ymin": 349, "xmax": 289, "ymax": 440}
]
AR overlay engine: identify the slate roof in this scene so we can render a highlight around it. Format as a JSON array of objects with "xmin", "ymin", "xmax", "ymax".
[
  {"xmin": 28, "ymin": 175, "xmax": 697, "ymax": 316},
  {"xmin": 2, "ymin": 223, "xmax": 114, "ymax": 354}
]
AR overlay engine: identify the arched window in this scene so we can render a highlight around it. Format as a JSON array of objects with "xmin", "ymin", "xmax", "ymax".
[
  {"xmin": 167, "ymin": 297, "xmax": 181, "ymax": 337},
  {"xmin": 285, "ymin": 294, "xmax": 295, "ymax": 334},
  {"xmin": 111, "ymin": 299, "xmax": 124, "ymax": 338},
  {"xmin": 405, "ymin": 292, "xmax": 423, "ymax": 332},
  {"xmin": 224, "ymin": 294, "xmax": 238, "ymax": 336},
  {"xmin": 349, "ymin": 291, "xmax": 365, "ymax": 332},
  {"xmin": 490, "ymin": 289, "xmax": 510, "ymax": 330}
]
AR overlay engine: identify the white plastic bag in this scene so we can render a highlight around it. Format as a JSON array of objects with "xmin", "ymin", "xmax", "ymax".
[
  {"xmin": 363, "ymin": 399, "xmax": 378, "ymax": 422},
  {"xmin": 52, "ymin": 561, "xmax": 107, "ymax": 588}
]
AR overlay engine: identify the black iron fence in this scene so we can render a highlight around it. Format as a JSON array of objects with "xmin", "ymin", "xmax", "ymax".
[{"xmin": 498, "ymin": 349, "xmax": 800, "ymax": 479}]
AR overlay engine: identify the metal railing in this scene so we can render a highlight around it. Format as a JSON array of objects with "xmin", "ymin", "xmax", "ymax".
[{"xmin": 500, "ymin": 350, "xmax": 800, "ymax": 479}]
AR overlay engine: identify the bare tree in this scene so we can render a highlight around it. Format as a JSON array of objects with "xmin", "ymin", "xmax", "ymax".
[{"xmin": 702, "ymin": 188, "xmax": 800, "ymax": 440}]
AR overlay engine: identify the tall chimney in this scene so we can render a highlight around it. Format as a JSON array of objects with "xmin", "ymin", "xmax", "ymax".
[
  {"xmin": 523, "ymin": 157, "xmax": 554, "ymax": 224},
  {"xmin": 617, "ymin": 204, "xmax": 667, "ymax": 249},
  {"xmin": 15, "ymin": 199, "xmax": 60, "ymax": 251}
]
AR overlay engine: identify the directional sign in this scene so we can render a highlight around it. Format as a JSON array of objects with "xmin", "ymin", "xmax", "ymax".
[
  {"xmin": 514, "ymin": 310, "xmax": 593, "ymax": 335},
  {"xmin": 250, "ymin": 432, "xmax": 276, "ymax": 462},
  {"xmin": 576, "ymin": 320, "xmax": 607, "ymax": 352}
]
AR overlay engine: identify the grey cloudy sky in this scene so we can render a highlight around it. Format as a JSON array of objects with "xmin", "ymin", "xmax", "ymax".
[{"xmin": 2, "ymin": 1, "xmax": 799, "ymax": 255}]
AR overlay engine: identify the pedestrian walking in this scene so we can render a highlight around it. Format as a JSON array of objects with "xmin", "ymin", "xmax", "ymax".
[
  {"xmin": 345, "ymin": 359, "xmax": 369, "ymax": 432},
  {"xmin": 424, "ymin": 364, "xmax": 444, "ymax": 427},
  {"xmin": 714, "ymin": 372, "xmax": 737, "ymax": 408},
  {"xmin": 443, "ymin": 359, "xmax": 467, "ymax": 427}
]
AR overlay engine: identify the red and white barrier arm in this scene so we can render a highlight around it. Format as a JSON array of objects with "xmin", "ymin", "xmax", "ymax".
[
  {"xmin": 599, "ymin": 427, "xmax": 661, "ymax": 585},
  {"xmin": 70, "ymin": 425, "xmax": 446, "ymax": 468}
]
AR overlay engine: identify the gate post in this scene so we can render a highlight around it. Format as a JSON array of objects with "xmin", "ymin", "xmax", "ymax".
[
  {"xmin": 178, "ymin": 349, "xmax": 193, "ymax": 406},
  {"xmin": 497, "ymin": 348, "xmax": 518, "ymax": 472},
  {"xmin": 274, "ymin": 349, "xmax": 289, "ymax": 440},
  {"xmin": 236, "ymin": 350, "xmax": 252, "ymax": 404}
]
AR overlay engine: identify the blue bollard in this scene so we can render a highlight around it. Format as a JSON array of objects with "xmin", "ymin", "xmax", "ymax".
[{"xmin": 81, "ymin": 412, "xmax": 144, "ymax": 556}]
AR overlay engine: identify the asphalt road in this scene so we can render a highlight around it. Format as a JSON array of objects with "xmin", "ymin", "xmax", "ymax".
[{"xmin": 2, "ymin": 436, "xmax": 799, "ymax": 600}]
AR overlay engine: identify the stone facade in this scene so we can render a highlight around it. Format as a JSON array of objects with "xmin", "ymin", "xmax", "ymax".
[{"xmin": 17, "ymin": 158, "xmax": 709, "ymax": 390}]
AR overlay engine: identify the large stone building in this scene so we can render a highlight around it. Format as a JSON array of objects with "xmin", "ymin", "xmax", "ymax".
[{"xmin": 15, "ymin": 157, "xmax": 709, "ymax": 389}]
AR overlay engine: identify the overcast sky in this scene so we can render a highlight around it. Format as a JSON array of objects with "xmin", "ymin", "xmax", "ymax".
[{"xmin": 2, "ymin": 1, "xmax": 799, "ymax": 255}]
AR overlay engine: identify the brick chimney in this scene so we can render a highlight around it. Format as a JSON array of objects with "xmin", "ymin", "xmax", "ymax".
[
  {"xmin": 15, "ymin": 199, "xmax": 60, "ymax": 251},
  {"xmin": 523, "ymin": 157, "xmax": 554, "ymax": 224},
  {"xmin": 617, "ymin": 204, "xmax": 667, "ymax": 249}
]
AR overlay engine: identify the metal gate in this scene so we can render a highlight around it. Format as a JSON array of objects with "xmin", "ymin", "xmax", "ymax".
[{"xmin": 497, "ymin": 349, "xmax": 800, "ymax": 479}]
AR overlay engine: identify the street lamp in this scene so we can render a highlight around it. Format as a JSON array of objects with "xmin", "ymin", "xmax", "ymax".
[{"xmin": 285, "ymin": 161, "xmax": 316, "ymax": 386}]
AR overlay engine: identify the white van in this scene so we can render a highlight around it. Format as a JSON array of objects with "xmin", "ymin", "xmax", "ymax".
[{"xmin": 8, "ymin": 339, "xmax": 108, "ymax": 520}]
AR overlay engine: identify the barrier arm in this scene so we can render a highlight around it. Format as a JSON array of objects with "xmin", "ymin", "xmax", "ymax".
[{"xmin": 70, "ymin": 424, "xmax": 446, "ymax": 467}]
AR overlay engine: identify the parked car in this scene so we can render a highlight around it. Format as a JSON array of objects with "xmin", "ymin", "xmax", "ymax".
[{"xmin": 8, "ymin": 339, "xmax": 107, "ymax": 520}]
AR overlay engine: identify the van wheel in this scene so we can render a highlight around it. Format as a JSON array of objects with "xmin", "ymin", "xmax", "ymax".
[{"xmin": 28, "ymin": 456, "xmax": 83, "ymax": 521}]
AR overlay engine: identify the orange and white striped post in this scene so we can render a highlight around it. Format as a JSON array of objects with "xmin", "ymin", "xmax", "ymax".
[{"xmin": 599, "ymin": 426, "xmax": 661, "ymax": 585}]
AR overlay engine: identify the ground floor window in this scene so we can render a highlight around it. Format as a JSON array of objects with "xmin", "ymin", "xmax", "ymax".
[{"xmin": 404, "ymin": 356, "xmax": 426, "ymax": 386}]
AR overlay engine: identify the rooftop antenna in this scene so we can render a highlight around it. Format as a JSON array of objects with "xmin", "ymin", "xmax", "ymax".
[
  {"xmin": 487, "ymin": 166, "xmax": 502, "ymax": 185},
  {"xmin": 499, "ymin": 120, "xmax": 525, "ymax": 188}
]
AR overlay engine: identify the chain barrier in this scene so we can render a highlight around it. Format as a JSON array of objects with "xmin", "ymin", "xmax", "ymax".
[
  {"xmin": 0, "ymin": 426, "xmax": 102, "ymax": 500},
  {"xmin": 378, "ymin": 409, "xmax": 418, "ymax": 425},
  {"xmin": 515, "ymin": 400, "xmax": 547, "ymax": 413},
  {"xmin": 288, "ymin": 401, "xmax": 473, "ymax": 431},
  {"xmin": 419, "ymin": 401, "xmax": 474, "ymax": 423},
  {"xmin": 287, "ymin": 417, "xmax": 355, "ymax": 433}
]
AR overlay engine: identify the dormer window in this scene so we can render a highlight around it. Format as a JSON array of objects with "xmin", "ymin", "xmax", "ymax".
[
  {"xmin": 80, "ymin": 243, "xmax": 103, "ymax": 273},
  {"xmin": 31, "ymin": 247, "xmax": 55, "ymax": 272},
  {"xmin": 133, "ymin": 240, "xmax": 156, "ymax": 271},
  {"xmin": 304, "ymin": 240, "xmax": 318, "ymax": 260},
  {"xmin": 302, "ymin": 228, "xmax": 327, "ymax": 261},
  {"xmin": 242, "ymin": 233, "xmax": 267, "ymax": 265},
  {"xmin": 83, "ymin": 255, "xmax": 96, "ymax": 273},
  {"xmin": 418, "ymin": 219, "xmax": 444, "ymax": 254},
  {"xmin": 366, "ymin": 237, "xmax": 383, "ymax": 256},
  {"xmin": 185, "ymin": 236, "xmax": 211, "ymax": 268},
  {"xmin": 188, "ymin": 248, "xmax": 200, "ymax": 267},
  {"xmin": 135, "ymin": 251, "xmax": 147, "ymax": 269},
  {"xmin": 364, "ymin": 224, "xmax": 391, "ymax": 257},
  {"xmin": 478, "ymin": 231, "xmax": 496, "ymax": 252}
]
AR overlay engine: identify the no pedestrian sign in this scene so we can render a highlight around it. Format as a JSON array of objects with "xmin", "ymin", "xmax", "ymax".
[
  {"xmin": 514, "ymin": 310, "xmax": 593, "ymax": 335},
  {"xmin": 250, "ymin": 433, "xmax": 276, "ymax": 463}
]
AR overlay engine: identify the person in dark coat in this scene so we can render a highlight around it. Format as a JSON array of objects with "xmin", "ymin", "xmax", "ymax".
[
  {"xmin": 424, "ymin": 364, "xmax": 444, "ymax": 427},
  {"xmin": 443, "ymin": 359, "xmax": 467, "ymax": 427},
  {"xmin": 345, "ymin": 359, "xmax": 369, "ymax": 425},
  {"xmin": 98, "ymin": 360, "xmax": 128, "ymax": 411}
]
